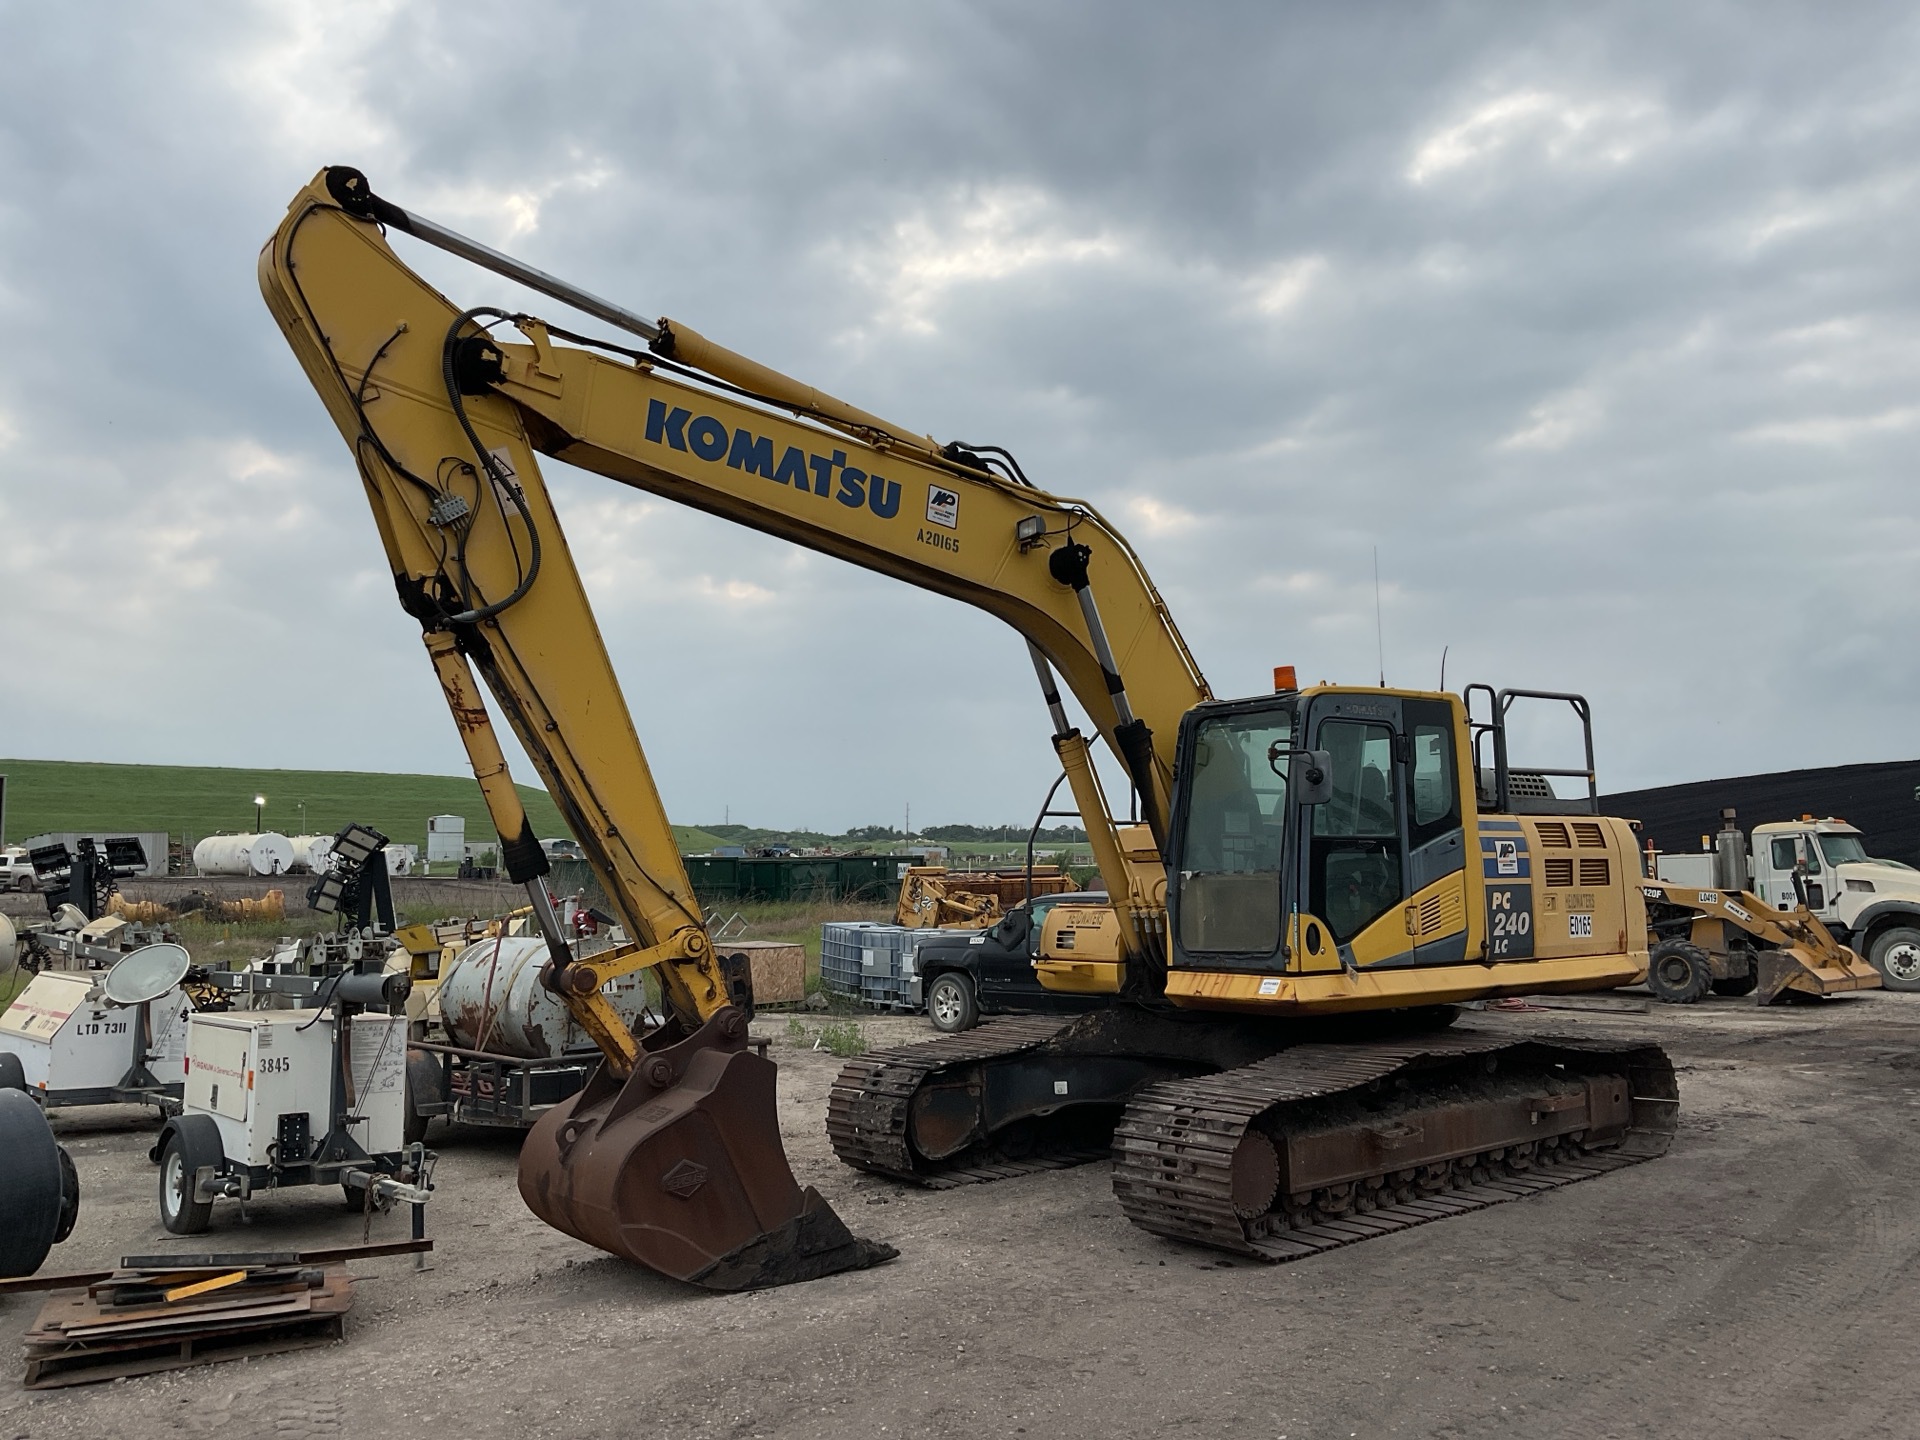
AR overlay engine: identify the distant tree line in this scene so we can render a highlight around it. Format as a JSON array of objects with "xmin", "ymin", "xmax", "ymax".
[
  {"xmin": 920, "ymin": 823, "xmax": 1090, "ymax": 842},
  {"xmin": 700, "ymin": 822, "xmax": 1091, "ymax": 845}
]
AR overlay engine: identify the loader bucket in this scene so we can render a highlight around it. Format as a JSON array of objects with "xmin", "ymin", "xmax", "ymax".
[
  {"xmin": 518, "ymin": 1008, "xmax": 897, "ymax": 1291},
  {"xmin": 1756, "ymin": 945, "xmax": 1883, "ymax": 1004}
]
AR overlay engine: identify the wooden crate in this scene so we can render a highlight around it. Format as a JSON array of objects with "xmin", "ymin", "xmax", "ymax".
[{"xmin": 727, "ymin": 941, "xmax": 806, "ymax": 1004}]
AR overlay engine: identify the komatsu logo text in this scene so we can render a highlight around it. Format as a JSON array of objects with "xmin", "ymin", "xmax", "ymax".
[{"xmin": 645, "ymin": 400, "xmax": 902, "ymax": 520}]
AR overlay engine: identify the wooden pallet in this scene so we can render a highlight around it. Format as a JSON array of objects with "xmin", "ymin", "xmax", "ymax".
[{"xmin": 21, "ymin": 1265, "xmax": 353, "ymax": 1389}]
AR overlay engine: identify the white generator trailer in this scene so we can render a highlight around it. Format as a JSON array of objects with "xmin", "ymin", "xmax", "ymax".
[
  {"xmin": 151, "ymin": 965, "xmax": 434, "ymax": 1237},
  {"xmin": 0, "ymin": 943, "xmax": 196, "ymax": 1111}
]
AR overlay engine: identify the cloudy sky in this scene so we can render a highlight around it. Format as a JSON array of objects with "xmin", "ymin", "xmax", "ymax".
[{"xmin": 2, "ymin": 2, "xmax": 1915, "ymax": 832}]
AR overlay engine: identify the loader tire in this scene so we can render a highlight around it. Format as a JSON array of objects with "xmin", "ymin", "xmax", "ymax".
[
  {"xmin": 1868, "ymin": 926, "xmax": 1920, "ymax": 992},
  {"xmin": 1647, "ymin": 940, "xmax": 1711, "ymax": 1004}
]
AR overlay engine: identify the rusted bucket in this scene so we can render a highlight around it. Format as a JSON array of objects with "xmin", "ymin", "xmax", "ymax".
[{"xmin": 518, "ymin": 1008, "xmax": 897, "ymax": 1290}]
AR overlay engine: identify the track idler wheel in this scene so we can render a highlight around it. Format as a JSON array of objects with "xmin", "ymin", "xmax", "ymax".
[{"xmin": 518, "ymin": 1008, "xmax": 897, "ymax": 1291}]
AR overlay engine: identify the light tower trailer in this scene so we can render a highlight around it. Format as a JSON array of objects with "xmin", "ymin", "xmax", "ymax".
[
  {"xmin": 0, "ymin": 924, "xmax": 205, "ymax": 1117},
  {"xmin": 150, "ymin": 965, "xmax": 434, "ymax": 1241}
]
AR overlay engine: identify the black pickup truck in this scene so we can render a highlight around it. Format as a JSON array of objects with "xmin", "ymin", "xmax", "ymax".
[{"xmin": 912, "ymin": 892, "xmax": 1110, "ymax": 1032}]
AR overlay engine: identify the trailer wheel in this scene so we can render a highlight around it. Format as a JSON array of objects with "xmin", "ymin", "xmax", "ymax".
[
  {"xmin": 1647, "ymin": 940, "xmax": 1712, "ymax": 1004},
  {"xmin": 403, "ymin": 1048, "xmax": 444, "ymax": 1147},
  {"xmin": 0, "ymin": 1089, "xmax": 66, "ymax": 1277},
  {"xmin": 1869, "ymin": 926, "xmax": 1920, "ymax": 992},
  {"xmin": 926, "ymin": 972, "xmax": 979, "ymax": 1033},
  {"xmin": 0, "ymin": 1051, "xmax": 26, "ymax": 1093},
  {"xmin": 158, "ymin": 1116, "xmax": 222, "ymax": 1235}
]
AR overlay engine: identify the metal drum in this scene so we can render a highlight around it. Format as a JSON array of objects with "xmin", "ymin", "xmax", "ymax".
[{"xmin": 441, "ymin": 937, "xmax": 654, "ymax": 1059}]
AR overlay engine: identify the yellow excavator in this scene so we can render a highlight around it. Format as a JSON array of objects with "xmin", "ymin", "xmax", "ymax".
[{"xmin": 261, "ymin": 167, "xmax": 1677, "ymax": 1288}]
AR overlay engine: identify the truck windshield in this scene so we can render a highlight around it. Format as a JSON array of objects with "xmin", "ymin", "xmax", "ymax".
[
  {"xmin": 1818, "ymin": 834, "xmax": 1871, "ymax": 866},
  {"xmin": 1175, "ymin": 705, "xmax": 1293, "ymax": 956}
]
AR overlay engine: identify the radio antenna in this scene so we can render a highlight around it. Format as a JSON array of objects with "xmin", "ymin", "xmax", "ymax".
[{"xmin": 1373, "ymin": 546, "xmax": 1385, "ymax": 687}]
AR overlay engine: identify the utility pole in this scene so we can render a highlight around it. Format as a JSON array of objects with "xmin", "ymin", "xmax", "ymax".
[{"xmin": 904, "ymin": 802, "xmax": 910, "ymax": 842}]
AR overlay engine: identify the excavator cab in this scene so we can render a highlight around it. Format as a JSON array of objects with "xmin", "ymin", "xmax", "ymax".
[
  {"xmin": 1163, "ymin": 684, "xmax": 1645, "ymax": 1004},
  {"xmin": 1168, "ymin": 688, "xmax": 1470, "ymax": 976}
]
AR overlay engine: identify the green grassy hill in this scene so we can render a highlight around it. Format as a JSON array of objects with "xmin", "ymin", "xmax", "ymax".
[{"xmin": 0, "ymin": 757, "xmax": 700, "ymax": 855}]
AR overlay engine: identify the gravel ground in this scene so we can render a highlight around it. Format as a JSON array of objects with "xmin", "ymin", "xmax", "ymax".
[{"xmin": 3, "ymin": 995, "xmax": 1918, "ymax": 1439}]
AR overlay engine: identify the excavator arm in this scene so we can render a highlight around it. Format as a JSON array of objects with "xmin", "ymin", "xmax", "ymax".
[{"xmin": 258, "ymin": 167, "xmax": 1208, "ymax": 1288}]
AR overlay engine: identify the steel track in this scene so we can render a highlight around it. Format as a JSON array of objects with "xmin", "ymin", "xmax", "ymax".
[
  {"xmin": 1111, "ymin": 1031, "xmax": 1677, "ymax": 1260},
  {"xmin": 825, "ymin": 1017, "xmax": 1081, "ymax": 1185}
]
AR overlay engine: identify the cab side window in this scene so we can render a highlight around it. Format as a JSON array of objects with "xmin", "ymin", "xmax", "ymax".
[
  {"xmin": 1770, "ymin": 837, "xmax": 1799, "ymax": 871},
  {"xmin": 1403, "ymin": 700, "xmax": 1460, "ymax": 851}
]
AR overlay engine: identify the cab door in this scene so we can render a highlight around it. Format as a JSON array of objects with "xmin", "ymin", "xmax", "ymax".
[
  {"xmin": 974, "ymin": 903, "xmax": 1040, "ymax": 1004},
  {"xmin": 1306, "ymin": 703, "xmax": 1407, "ymax": 960},
  {"xmin": 1759, "ymin": 833, "xmax": 1814, "ymax": 912},
  {"xmin": 1304, "ymin": 697, "xmax": 1468, "ymax": 968}
]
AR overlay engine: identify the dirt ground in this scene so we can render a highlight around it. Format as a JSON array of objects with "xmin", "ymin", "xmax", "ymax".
[{"xmin": 4, "ymin": 992, "xmax": 1917, "ymax": 1440}]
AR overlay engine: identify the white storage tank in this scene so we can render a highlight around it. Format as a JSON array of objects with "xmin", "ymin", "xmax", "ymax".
[
  {"xmin": 285, "ymin": 835, "xmax": 333, "ymax": 873},
  {"xmin": 193, "ymin": 834, "xmax": 253, "ymax": 877},
  {"xmin": 247, "ymin": 832, "xmax": 295, "ymax": 875},
  {"xmin": 194, "ymin": 833, "xmax": 296, "ymax": 876},
  {"xmin": 385, "ymin": 845, "xmax": 416, "ymax": 878},
  {"xmin": 438, "ymin": 936, "xmax": 649, "ymax": 1059}
]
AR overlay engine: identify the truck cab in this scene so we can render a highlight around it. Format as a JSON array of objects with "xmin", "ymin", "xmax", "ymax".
[
  {"xmin": 913, "ymin": 892, "xmax": 1110, "ymax": 1032},
  {"xmin": 0, "ymin": 850, "xmax": 35, "ymax": 893},
  {"xmin": 1748, "ymin": 818, "xmax": 1920, "ymax": 990}
]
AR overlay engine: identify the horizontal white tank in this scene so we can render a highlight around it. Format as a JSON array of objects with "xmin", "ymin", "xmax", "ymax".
[
  {"xmin": 439, "ymin": 936, "xmax": 649, "ymax": 1059},
  {"xmin": 285, "ymin": 835, "xmax": 333, "ymax": 874},
  {"xmin": 248, "ymin": 832, "xmax": 295, "ymax": 875},
  {"xmin": 192, "ymin": 833, "xmax": 297, "ymax": 877},
  {"xmin": 385, "ymin": 846, "xmax": 414, "ymax": 877},
  {"xmin": 192, "ymin": 835, "xmax": 250, "ymax": 876}
]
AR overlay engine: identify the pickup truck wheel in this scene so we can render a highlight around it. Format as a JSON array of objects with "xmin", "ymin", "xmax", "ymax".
[
  {"xmin": 926, "ymin": 972, "xmax": 979, "ymax": 1033},
  {"xmin": 1647, "ymin": 940, "xmax": 1711, "ymax": 1004},
  {"xmin": 1869, "ymin": 926, "xmax": 1920, "ymax": 992}
]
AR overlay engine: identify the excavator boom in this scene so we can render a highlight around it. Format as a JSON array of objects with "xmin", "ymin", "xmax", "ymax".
[{"xmin": 260, "ymin": 166, "xmax": 1204, "ymax": 1287}]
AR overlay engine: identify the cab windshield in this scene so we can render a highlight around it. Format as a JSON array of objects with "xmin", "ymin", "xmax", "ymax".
[
  {"xmin": 1175, "ymin": 706, "xmax": 1292, "ymax": 955},
  {"xmin": 1818, "ymin": 833, "xmax": 1871, "ymax": 866}
]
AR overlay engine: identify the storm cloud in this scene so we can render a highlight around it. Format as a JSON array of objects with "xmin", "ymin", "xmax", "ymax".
[{"xmin": 2, "ymin": 2, "xmax": 1915, "ymax": 830}]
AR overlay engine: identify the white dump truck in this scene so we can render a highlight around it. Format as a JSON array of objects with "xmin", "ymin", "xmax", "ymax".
[{"xmin": 1656, "ymin": 813, "xmax": 1920, "ymax": 991}]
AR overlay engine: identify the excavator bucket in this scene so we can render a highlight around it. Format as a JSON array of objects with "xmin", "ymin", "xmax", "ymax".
[{"xmin": 518, "ymin": 1009, "xmax": 897, "ymax": 1291}]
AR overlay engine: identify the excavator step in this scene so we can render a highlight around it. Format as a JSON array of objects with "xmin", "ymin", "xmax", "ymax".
[{"xmin": 1111, "ymin": 1031, "xmax": 1676, "ymax": 1262}]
